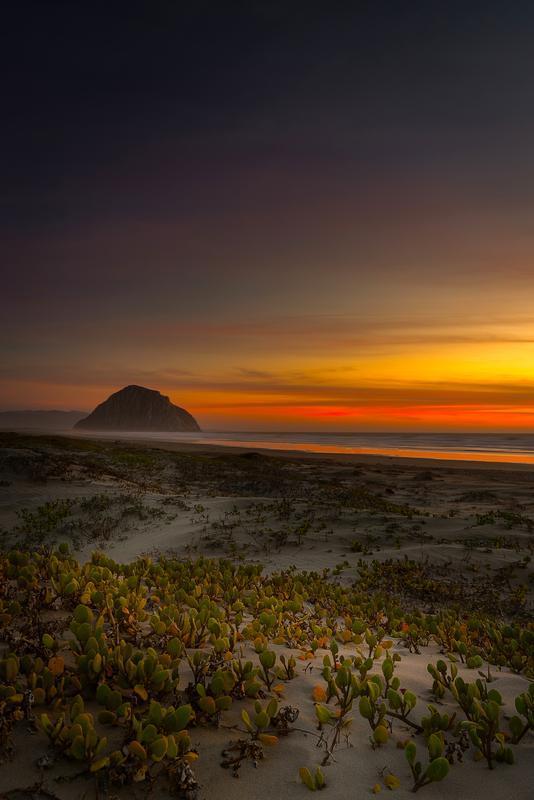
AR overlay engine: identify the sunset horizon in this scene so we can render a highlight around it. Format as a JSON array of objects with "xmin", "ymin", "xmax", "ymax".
[
  {"xmin": 3, "ymin": 313, "xmax": 534, "ymax": 431},
  {"xmin": 3, "ymin": 4, "xmax": 534, "ymax": 434}
]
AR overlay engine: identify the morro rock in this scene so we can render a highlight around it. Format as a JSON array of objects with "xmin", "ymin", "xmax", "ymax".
[{"xmin": 74, "ymin": 385, "xmax": 200, "ymax": 432}]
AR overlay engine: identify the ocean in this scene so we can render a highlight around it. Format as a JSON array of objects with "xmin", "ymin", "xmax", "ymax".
[{"xmin": 84, "ymin": 430, "xmax": 534, "ymax": 464}]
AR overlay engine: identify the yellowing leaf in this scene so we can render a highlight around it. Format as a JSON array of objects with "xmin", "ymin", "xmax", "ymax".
[
  {"xmin": 48, "ymin": 656, "xmax": 65, "ymax": 676},
  {"xmin": 299, "ymin": 767, "xmax": 315, "ymax": 791},
  {"xmin": 134, "ymin": 685, "xmax": 148, "ymax": 702},
  {"xmin": 384, "ymin": 773, "xmax": 400, "ymax": 790},
  {"xmin": 90, "ymin": 756, "xmax": 110, "ymax": 772},
  {"xmin": 298, "ymin": 651, "xmax": 314, "ymax": 661},
  {"xmin": 258, "ymin": 733, "xmax": 278, "ymax": 746},
  {"xmin": 373, "ymin": 724, "xmax": 389, "ymax": 745},
  {"xmin": 312, "ymin": 685, "xmax": 327, "ymax": 702},
  {"xmin": 128, "ymin": 741, "xmax": 147, "ymax": 761},
  {"xmin": 315, "ymin": 704, "xmax": 332, "ymax": 724}
]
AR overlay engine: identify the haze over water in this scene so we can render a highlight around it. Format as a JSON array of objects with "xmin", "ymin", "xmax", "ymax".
[{"xmin": 74, "ymin": 430, "xmax": 534, "ymax": 464}]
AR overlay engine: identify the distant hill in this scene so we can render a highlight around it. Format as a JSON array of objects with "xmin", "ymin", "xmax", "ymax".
[
  {"xmin": 0, "ymin": 410, "xmax": 87, "ymax": 430},
  {"xmin": 74, "ymin": 385, "xmax": 200, "ymax": 432}
]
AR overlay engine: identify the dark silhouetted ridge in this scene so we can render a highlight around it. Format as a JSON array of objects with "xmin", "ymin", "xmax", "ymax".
[{"xmin": 74, "ymin": 385, "xmax": 200, "ymax": 432}]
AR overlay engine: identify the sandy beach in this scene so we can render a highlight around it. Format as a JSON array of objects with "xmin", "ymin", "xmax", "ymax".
[{"xmin": 0, "ymin": 431, "xmax": 532, "ymax": 799}]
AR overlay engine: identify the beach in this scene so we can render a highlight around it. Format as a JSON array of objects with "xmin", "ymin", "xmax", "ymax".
[
  {"xmin": 0, "ymin": 431, "xmax": 532, "ymax": 799},
  {"xmin": 60, "ymin": 429, "xmax": 534, "ymax": 465}
]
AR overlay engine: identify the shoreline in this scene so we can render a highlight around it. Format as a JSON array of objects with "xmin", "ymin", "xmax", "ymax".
[{"xmin": 5, "ymin": 427, "xmax": 534, "ymax": 471}]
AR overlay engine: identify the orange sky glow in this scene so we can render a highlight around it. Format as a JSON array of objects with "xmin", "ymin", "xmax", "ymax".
[
  {"xmin": 4, "ymin": 5, "xmax": 534, "ymax": 433},
  {"xmin": 3, "ymin": 315, "xmax": 534, "ymax": 431}
]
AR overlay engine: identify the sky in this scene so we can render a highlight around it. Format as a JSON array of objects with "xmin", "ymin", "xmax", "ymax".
[{"xmin": 2, "ymin": 1, "xmax": 534, "ymax": 431}]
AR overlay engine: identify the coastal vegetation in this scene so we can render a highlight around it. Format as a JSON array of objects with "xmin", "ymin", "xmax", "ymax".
[
  {"xmin": 0, "ymin": 433, "xmax": 532, "ymax": 798},
  {"xmin": 0, "ymin": 545, "xmax": 532, "ymax": 797}
]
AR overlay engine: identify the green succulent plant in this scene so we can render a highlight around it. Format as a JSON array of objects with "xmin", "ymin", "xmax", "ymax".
[
  {"xmin": 459, "ymin": 692, "xmax": 514, "ymax": 769},
  {"xmin": 0, "ymin": 527, "xmax": 531, "ymax": 799},
  {"xmin": 405, "ymin": 735, "xmax": 450, "ymax": 792},
  {"xmin": 509, "ymin": 683, "xmax": 534, "ymax": 744},
  {"xmin": 241, "ymin": 698, "xmax": 279, "ymax": 744},
  {"xmin": 299, "ymin": 766, "xmax": 326, "ymax": 791}
]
